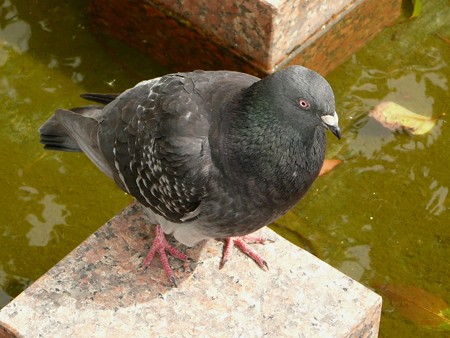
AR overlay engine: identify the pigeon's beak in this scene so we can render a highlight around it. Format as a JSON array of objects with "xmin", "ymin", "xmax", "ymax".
[{"xmin": 321, "ymin": 112, "xmax": 341, "ymax": 140}]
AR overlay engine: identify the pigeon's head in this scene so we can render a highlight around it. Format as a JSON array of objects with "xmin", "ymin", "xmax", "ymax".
[{"xmin": 259, "ymin": 65, "xmax": 341, "ymax": 139}]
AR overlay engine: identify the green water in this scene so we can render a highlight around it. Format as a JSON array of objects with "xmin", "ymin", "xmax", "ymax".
[{"xmin": 0, "ymin": 0, "xmax": 449, "ymax": 336}]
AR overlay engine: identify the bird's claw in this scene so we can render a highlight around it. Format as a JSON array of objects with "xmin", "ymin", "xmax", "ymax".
[
  {"xmin": 220, "ymin": 235, "xmax": 270, "ymax": 270},
  {"xmin": 143, "ymin": 224, "xmax": 189, "ymax": 287}
]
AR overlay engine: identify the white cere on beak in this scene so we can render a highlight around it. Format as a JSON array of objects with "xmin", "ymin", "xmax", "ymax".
[
  {"xmin": 320, "ymin": 111, "xmax": 341, "ymax": 139},
  {"xmin": 321, "ymin": 111, "xmax": 339, "ymax": 126}
]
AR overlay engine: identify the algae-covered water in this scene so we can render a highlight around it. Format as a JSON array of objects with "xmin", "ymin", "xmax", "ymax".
[{"xmin": 1, "ymin": 0, "xmax": 449, "ymax": 336}]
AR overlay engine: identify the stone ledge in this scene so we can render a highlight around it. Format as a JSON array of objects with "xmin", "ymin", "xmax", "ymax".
[
  {"xmin": 89, "ymin": 0, "xmax": 402, "ymax": 75},
  {"xmin": 0, "ymin": 203, "xmax": 381, "ymax": 337}
]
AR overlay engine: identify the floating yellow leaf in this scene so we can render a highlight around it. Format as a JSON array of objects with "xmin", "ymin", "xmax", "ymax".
[
  {"xmin": 319, "ymin": 159, "xmax": 342, "ymax": 176},
  {"xmin": 377, "ymin": 284, "xmax": 450, "ymax": 331},
  {"xmin": 369, "ymin": 101, "xmax": 437, "ymax": 135}
]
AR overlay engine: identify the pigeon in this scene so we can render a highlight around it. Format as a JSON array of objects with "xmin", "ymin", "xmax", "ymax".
[{"xmin": 39, "ymin": 66, "xmax": 341, "ymax": 285}]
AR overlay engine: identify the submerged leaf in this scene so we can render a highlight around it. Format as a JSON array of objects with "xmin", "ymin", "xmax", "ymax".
[
  {"xmin": 319, "ymin": 159, "xmax": 342, "ymax": 176},
  {"xmin": 410, "ymin": 0, "xmax": 422, "ymax": 18},
  {"xmin": 377, "ymin": 284, "xmax": 450, "ymax": 331},
  {"xmin": 437, "ymin": 34, "xmax": 450, "ymax": 45},
  {"xmin": 369, "ymin": 101, "xmax": 437, "ymax": 135}
]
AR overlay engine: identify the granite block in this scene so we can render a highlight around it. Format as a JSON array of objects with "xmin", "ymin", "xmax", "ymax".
[
  {"xmin": 281, "ymin": 0, "xmax": 403, "ymax": 74},
  {"xmin": 89, "ymin": 0, "xmax": 402, "ymax": 75},
  {"xmin": 0, "ymin": 203, "xmax": 381, "ymax": 337}
]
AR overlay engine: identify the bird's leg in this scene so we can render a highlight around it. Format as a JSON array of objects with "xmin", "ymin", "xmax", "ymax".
[
  {"xmin": 143, "ymin": 224, "xmax": 188, "ymax": 286},
  {"xmin": 219, "ymin": 235, "xmax": 271, "ymax": 270}
]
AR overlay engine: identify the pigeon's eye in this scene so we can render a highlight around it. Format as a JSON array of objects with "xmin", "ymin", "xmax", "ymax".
[{"xmin": 298, "ymin": 98, "xmax": 310, "ymax": 109}]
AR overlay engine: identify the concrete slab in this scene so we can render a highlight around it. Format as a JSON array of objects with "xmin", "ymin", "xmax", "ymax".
[{"xmin": 0, "ymin": 203, "xmax": 381, "ymax": 337}]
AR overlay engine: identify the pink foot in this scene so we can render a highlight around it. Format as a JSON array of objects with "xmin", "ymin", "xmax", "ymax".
[
  {"xmin": 219, "ymin": 235, "xmax": 271, "ymax": 270},
  {"xmin": 143, "ymin": 224, "xmax": 188, "ymax": 286}
]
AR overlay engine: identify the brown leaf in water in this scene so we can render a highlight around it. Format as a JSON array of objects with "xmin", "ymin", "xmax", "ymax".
[
  {"xmin": 377, "ymin": 284, "xmax": 450, "ymax": 331},
  {"xmin": 319, "ymin": 159, "xmax": 342, "ymax": 176},
  {"xmin": 369, "ymin": 101, "xmax": 437, "ymax": 135},
  {"xmin": 437, "ymin": 34, "xmax": 450, "ymax": 45}
]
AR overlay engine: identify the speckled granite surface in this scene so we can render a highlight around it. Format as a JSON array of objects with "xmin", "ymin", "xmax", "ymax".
[
  {"xmin": 89, "ymin": 0, "xmax": 402, "ymax": 75},
  {"xmin": 151, "ymin": 0, "xmax": 352, "ymax": 68},
  {"xmin": 0, "ymin": 203, "xmax": 381, "ymax": 337}
]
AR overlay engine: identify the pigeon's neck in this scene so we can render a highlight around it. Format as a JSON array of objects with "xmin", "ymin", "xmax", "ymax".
[{"xmin": 221, "ymin": 90, "xmax": 326, "ymax": 200}]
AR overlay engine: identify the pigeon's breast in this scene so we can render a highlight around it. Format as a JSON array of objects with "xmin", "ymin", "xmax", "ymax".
[{"xmin": 193, "ymin": 124, "xmax": 326, "ymax": 239}]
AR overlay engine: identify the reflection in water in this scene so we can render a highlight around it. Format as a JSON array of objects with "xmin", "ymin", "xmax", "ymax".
[
  {"xmin": 0, "ymin": 1, "xmax": 31, "ymax": 100},
  {"xmin": 338, "ymin": 244, "xmax": 372, "ymax": 281},
  {"xmin": 24, "ymin": 193, "xmax": 70, "ymax": 247},
  {"xmin": 0, "ymin": 76, "xmax": 15, "ymax": 97},
  {"xmin": 0, "ymin": 0, "xmax": 31, "ymax": 55},
  {"xmin": 0, "ymin": 264, "xmax": 32, "ymax": 308},
  {"xmin": 0, "ymin": 19, "xmax": 30, "ymax": 52},
  {"xmin": 426, "ymin": 183, "xmax": 448, "ymax": 216}
]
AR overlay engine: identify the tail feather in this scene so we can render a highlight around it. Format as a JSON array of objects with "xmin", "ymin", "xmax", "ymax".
[
  {"xmin": 80, "ymin": 93, "xmax": 118, "ymax": 105},
  {"xmin": 54, "ymin": 109, "xmax": 114, "ymax": 179},
  {"xmin": 39, "ymin": 114, "xmax": 81, "ymax": 151},
  {"xmin": 39, "ymin": 106, "xmax": 104, "ymax": 152},
  {"xmin": 39, "ymin": 93, "xmax": 118, "ymax": 151},
  {"xmin": 39, "ymin": 94, "xmax": 119, "ymax": 178}
]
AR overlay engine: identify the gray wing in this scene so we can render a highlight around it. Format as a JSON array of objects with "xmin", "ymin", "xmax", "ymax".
[
  {"xmin": 96, "ymin": 75, "xmax": 211, "ymax": 222},
  {"xmin": 99, "ymin": 71, "xmax": 260, "ymax": 223}
]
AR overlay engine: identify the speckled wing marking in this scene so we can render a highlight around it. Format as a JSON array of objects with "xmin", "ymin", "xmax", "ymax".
[{"xmin": 97, "ymin": 75, "xmax": 211, "ymax": 223}]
